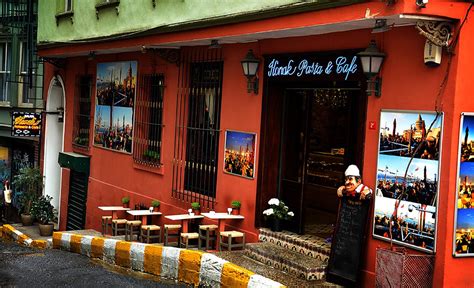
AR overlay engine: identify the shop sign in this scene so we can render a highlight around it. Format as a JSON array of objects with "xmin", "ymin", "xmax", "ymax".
[
  {"xmin": 11, "ymin": 112, "xmax": 41, "ymax": 137},
  {"xmin": 266, "ymin": 55, "xmax": 359, "ymax": 80}
]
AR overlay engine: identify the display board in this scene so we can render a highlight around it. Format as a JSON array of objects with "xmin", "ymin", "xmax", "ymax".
[
  {"xmin": 93, "ymin": 61, "xmax": 137, "ymax": 153},
  {"xmin": 453, "ymin": 113, "xmax": 474, "ymax": 257},
  {"xmin": 373, "ymin": 110, "xmax": 443, "ymax": 253},
  {"xmin": 327, "ymin": 197, "xmax": 370, "ymax": 286}
]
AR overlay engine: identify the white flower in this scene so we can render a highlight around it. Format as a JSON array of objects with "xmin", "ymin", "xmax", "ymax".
[
  {"xmin": 288, "ymin": 211, "xmax": 294, "ymax": 217},
  {"xmin": 268, "ymin": 198, "xmax": 280, "ymax": 206},
  {"xmin": 263, "ymin": 208, "xmax": 274, "ymax": 216},
  {"xmin": 283, "ymin": 206, "xmax": 288, "ymax": 211}
]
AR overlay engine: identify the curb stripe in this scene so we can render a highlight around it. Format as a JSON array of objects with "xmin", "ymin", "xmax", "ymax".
[
  {"xmin": 248, "ymin": 274, "xmax": 285, "ymax": 288},
  {"xmin": 178, "ymin": 249, "xmax": 204, "ymax": 286},
  {"xmin": 103, "ymin": 239, "xmax": 117, "ymax": 264},
  {"xmin": 130, "ymin": 242, "xmax": 146, "ymax": 272},
  {"xmin": 161, "ymin": 246, "xmax": 180, "ymax": 279},
  {"xmin": 91, "ymin": 237, "xmax": 105, "ymax": 259},
  {"xmin": 221, "ymin": 262, "xmax": 254, "ymax": 287},
  {"xmin": 80, "ymin": 235, "xmax": 94, "ymax": 257},
  {"xmin": 115, "ymin": 241, "xmax": 132, "ymax": 268},
  {"xmin": 200, "ymin": 253, "xmax": 228, "ymax": 288},
  {"xmin": 143, "ymin": 245, "xmax": 163, "ymax": 275},
  {"xmin": 70, "ymin": 234, "xmax": 83, "ymax": 254},
  {"xmin": 60, "ymin": 233, "xmax": 72, "ymax": 251},
  {"xmin": 53, "ymin": 232, "xmax": 62, "ymax": 248}
]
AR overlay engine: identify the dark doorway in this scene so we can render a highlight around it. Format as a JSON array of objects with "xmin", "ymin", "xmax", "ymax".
[
  {"xmin": 270, "ymin": 87, "xmax": 366, "ymax": 234},
  {"xmin": 66, "ymin": 170, "xmax": 88, "ymax": 230}
]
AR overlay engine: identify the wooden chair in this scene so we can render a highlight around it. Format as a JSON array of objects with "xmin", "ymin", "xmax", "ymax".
[
  {"xmin": 112, "ymin": 219, "xmax": 127, "ymax": 236},
  {"xmin": 140, "ymin": 225, "xmax": 161, "ymax": 243},
  {"xmin": 198, "ymin": 224, "xmax": 218, "ymax": 250},
  {"xmin": 218, "ymin": 231, "xmax": 245, "ymax": 251},
  {"xmin": 164, "ymin": 224, "xmax": 181, "ymax": 246},
  {"xmin": 125, "ymin": 220, "xmax": 142, "ymax": 241},
  {"xmin": 101, "ymin": 216, "xmax": 112, "ymax": 236},
  {"xmin": 180, "ymin": 232, "xmax": 199, "ymax": 249}
]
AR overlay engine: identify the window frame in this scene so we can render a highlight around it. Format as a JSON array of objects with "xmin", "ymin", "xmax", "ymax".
[
  {"xmin": 18, "ymin": 41, "xmax": 35, "ymax": 107},
  {"xmin": 0, "ymin": 42, "xmax": 12, "ymax": 104},
  {"xmin": 72, "ymin": 75, "xmax": 93, "ymax": 150}
]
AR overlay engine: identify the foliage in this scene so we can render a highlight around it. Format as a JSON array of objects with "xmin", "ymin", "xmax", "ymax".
[
  {"xmin": 30, "ymin": 195, "xmax": 57, "ymax": 224},
  {"xmin": 191, "ymin": 202, "xmax": 200, "ymax": 210},
  {"xmin": 143, "ymin": 150, "xmax": 160, "ymax": 161},
  {"xmin": 262, "ymin": 198, "xmax": 294, "ymax": 221},
  {"xmin": 231, "ymin": 200, "xmax": 241, "ymax": 208},
  {"xmin": 121, "ymin": 196, "xmax": 130, "ymax": 204},
  {"xmin": 12, "ymin": 167, "xmax": 43, "ymax": 214},
  {"xmin": 151, "ymin": 200, "xmax": 160, "ymax": 207}
]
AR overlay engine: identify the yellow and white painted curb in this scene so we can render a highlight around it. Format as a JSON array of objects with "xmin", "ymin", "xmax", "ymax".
[
  {"xmin": 53, "ymin": 232, "xmax": 285, "ymax": 287},
  {"xmin": 0, "ymin": 224, "xmax": 49, "ymax": 249}
]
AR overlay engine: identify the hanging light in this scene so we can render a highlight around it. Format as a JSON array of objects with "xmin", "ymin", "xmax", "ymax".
[
  {"xmin": 357, "ymin": 40, "xmax": 386, "ymax": 97},
  {"xmin": 241, "ymin": 49, "xmax": 260, "ymax": 94}
]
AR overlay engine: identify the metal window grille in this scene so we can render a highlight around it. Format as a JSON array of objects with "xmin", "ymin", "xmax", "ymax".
[
  {"xmin": 0, "ymin": 42, "xmax": 12, "ymax": 102},
  {"xmin": 172, "ymin": 47, "xmax": 223, "ymax": 210},
  {"xmin": 73, "ymin": 75, "xmax": 92, "ymax": 148},
  {"xmin": 133, "ymin": 73, "xmax": 164, "ymax": 167}
]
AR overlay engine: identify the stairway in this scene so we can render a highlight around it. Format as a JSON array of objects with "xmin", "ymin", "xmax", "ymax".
[{"xmin": 243, "ymin": 227, "xmax": 332, "ymax": 282}]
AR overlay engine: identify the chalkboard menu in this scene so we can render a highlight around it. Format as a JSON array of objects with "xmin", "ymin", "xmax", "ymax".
[{"xmin": 326, "ymin": 197, "xmax": 370, "ymax": 286}]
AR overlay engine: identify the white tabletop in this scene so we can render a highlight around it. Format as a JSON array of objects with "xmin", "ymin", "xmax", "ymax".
[
  {"xmin": 165, "ymin": 214, "xmax": 204, "ymax": 221},
  {"xmin": 98, "ymin": 206, "xmax": 131, "ymax": 211},
  {"xmin": 201, "ymin": 212, "xmax": 244, "ymax": 220},
  {"xmin": 126, "ymin": 210, "xmax": 162, "ymax": 216}
]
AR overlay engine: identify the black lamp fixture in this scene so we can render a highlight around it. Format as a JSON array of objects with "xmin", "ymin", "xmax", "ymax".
[
  {"xmin": 357, "ymin": 40, "xmax": 385, "ymax": 97},
  {"xmin": 241, "ymin": 49, "xmax": 260, "ymax": 94}
]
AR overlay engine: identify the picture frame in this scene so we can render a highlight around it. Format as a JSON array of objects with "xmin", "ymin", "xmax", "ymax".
[
  {"xmin": 223, "ymin": 130, "xmax": 257, "ymax": 179},
  {"xmin": 453, "ymin": 113, "xmax": 474, "ymax": 257},
  {"xmin": 372, "ymin": 110, "xmax": 443, "ymax": 253},
  {"xmin": 93, "ymin": 61, "xmax": 137, "ymax": 154}
]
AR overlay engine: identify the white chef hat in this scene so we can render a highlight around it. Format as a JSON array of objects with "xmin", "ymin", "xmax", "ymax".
[{"xmin": 345, "ymin": 164, "xmax": 360, "ymax": 177}]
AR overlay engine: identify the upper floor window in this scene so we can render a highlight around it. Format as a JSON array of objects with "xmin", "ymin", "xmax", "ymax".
[
  {"xmin": 18, "ymin": 42, "xmax": 35, "ymax": 105},
  {"xmin": 73, "ymin": 75, "xmax": 92, "ymax": 149},
  {"xmin": 133, "ymin": 74, "xmax": 164, "ymax": 167},
  {"xmin": 0, "ymin": 42, "xmax": 12, "ymax": 103},
  {"xmin": 65, "ymin": 0, "xmax": 73, "ymax": 12}
]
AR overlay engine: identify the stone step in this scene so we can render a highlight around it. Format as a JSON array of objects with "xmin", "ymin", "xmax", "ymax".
[
  {"xmin": 245, "ymin": 242, "xmax": 327, "ymax": 281},
  {"xmin": 214, "ymin": 250, "xmax": 339, "ymax": 288},
  {"xmin": 259, "ymin": 227, "xmax": 332, "ymax": 263}
]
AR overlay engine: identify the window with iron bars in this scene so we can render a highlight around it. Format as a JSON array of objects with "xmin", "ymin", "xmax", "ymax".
[
  {"xmin": 73, "ymin": 75, "xmax": 92, "ymax": 148},
  {"xmin": 0, "ymin": 42, "xmax": 11, "ymax": 103},
  {"xmin": 172, "ymin": 47, "xmax": 223, "ymax": 209},
  {"xmin": 18, "ymin": 41, "xmax": 39, "ymax": 105},
  {"xmin": 133, "ymin": 74, "xmax": 164, "ymax": 167}
]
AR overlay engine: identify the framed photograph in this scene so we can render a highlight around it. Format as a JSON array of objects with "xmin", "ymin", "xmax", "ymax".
[
  {"xmin": 93, "ymin": 61, "xmax": 137, "ymax": 153},
  {"xmin": 373, "ymin": 110, "xmax": 443, "ymax": 253},
  {"xmin": 453, "ymin": 113, "xmax": 474, "ymax": 257},
  {"xmin": 223, "ymin": 130, "xmax": 256, "ymax": 179}
]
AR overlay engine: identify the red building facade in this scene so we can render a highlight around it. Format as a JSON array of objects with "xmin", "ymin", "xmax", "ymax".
[{"xmin": 39, "ymin": 1, "xmax": 474, "ymax": 286}]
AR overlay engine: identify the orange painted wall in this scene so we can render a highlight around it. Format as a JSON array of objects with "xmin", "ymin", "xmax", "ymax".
[{"xmin": 40, "ymin": 1, "xmax": 474, "ymax": 287}]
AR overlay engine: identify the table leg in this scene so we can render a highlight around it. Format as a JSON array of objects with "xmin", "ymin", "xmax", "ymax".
[
  {"xmin": 112, "ymin": 211, "xmax": 118, "ymax": 219},
  {"xmin": 141, "ymin": 215, "xmax": 148, "ymax": 225},
  {"xmin": 182, "ymin": 220, "xmax": 189, "ymax": 233},
  {"xmin": 218, "ymin": 219, "xmax": 226, "ymax": 232}
]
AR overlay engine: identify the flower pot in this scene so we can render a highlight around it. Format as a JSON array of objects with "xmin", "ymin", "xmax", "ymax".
[
  {"xmin": 232, "ymin": 208, "xmax": 240, "ymax": 215},
  {"xmin": 38, "ymin": 223, "xmax": 54, "ymax": 236},
  {"xmin": 123, "ymin": 203, "xmax": 129, "ymax": 208},
  {"xmin": 270, "ymin": 218, "xmax": 283, "ymax": 232},
  {"xmin": 21, "ymin": 213, "xmax": 33, "ymax": 226},
  {"xmin": 153, "ymin": 206, "xmax": 160, "ymax": 212},
  {"xmin": 193, "ymin": 209, "xmax": 200, "ymax": 215}
]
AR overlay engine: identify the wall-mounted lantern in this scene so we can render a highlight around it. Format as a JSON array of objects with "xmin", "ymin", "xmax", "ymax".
[
  {"xmin": 241, "ymin": 49, "xmax": 260, "ymax": 94},
  {"xmin": 357, "ymin": 40, "xmax": 385, "ymax": 97}
]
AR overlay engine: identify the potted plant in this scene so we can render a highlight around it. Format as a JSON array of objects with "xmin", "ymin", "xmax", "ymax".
[
  {"xmin": 12, "ymin": 167, "xmax": 42, "ymax": 226},
  {"xmin": 30, "ymin": 195, "xmax": 57, "ymax": 236},
  {"xmin": 191, "ymin": 202, "xmax": 201, "ymax": 215},
  {"xmin": 231, "ymin": 200, "xmax": 241, "ymax": 215},
  {"xmin": 122, "ymin": 196, "xmax": 130, "ymax": 208},
  {"xmin": 262, "ymin": 198, "xmax": 294, "ymax": 232},
  {"xmin": 151, "ymin": 199, "xmax": 160, "ymax": 212}
]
